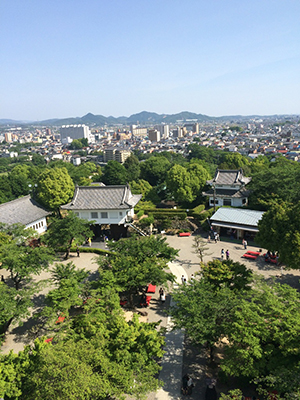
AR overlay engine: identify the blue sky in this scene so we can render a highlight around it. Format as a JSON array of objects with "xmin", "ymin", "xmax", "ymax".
[{"xmin": 1, "ymin": 0, "xmax": 300, "ymax": 120}]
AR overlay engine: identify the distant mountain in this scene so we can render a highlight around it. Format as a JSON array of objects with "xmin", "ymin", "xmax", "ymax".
[{"xmin": 0, "ymin": 112, "xmax": 298, "ymax": 127}]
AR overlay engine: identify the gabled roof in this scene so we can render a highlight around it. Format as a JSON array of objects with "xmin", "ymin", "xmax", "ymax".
[
  {"xmin": 210, "ymin": 207, "xmax": 264, "ymax": 228},
  {"xmin": 207, "ymin": 169, "xmax": 252, "ymax": 186},
  {"xmin": 0, "ymin": 195, "xmax": 50, "ymax": 226},
  {"xmin": 61, "ymin": 184, "xmax": 142, "ymax": 211}
]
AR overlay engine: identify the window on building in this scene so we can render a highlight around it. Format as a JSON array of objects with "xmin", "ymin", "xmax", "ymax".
[
  {"xmin": 224, "ymin": 199, "xmax": 232, "ymax": 206},
  {"xmin": 91, "ymin": 212, "xmax": 98, "ymax": 219},
  {"xmin": 110, "ymin": 212, "xmax": 118, "ymax": 219},
  {"xmin": 210, "ymin": 199, "xmax": 219, "ymax": 205},
  {"xmin": 119, "ymin": 212, "xmax": 123, "ymax": 216},
  {"xmin": 74, "ymin": 212, "xmax": 79, "ymax": 217},
  {"xmin": 101, "ymin": 212, "xmax": 108, "ymax": 219},
  {"xmin": 41, "ymin": 221, "xmax": 43, "ymax": 226}
]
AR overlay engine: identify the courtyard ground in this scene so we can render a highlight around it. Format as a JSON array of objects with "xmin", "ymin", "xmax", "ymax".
[{"xmin": 1, "ymin": 234, "xmax": 300, "ymax": 399}]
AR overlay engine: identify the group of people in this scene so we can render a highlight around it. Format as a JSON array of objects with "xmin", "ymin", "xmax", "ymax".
[
  {"xmin": 182, "ymin": 375, "xmax": 218, "ymax": 398},
  {"xmin": 221, "ymin": 249, "xmax": 230, "ymax": 260},
  {"xmin": 208, "ymin": 231, "xmax": 220, "ymax": 243}
]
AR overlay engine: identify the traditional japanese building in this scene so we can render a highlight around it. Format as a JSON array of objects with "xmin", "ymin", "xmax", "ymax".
[
  {"xmin": 61, "ymin": 184, "xmax": 142, "ymax": 239},
  {"xmin": 203, "ymin": 169, "xmax": 251, "ymax": 208},
  {"xmin": 0, "ymin": 195, "xmax": 50, "ymax": 234}
]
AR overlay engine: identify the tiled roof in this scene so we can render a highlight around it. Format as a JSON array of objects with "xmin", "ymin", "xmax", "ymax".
[
  {"xmin": 202, "ymin": 188, "xmax": 251, "ymax": 198},
  {"xmin": 61, "ymin": 185, "xmax": 142, "ymax": 210},
  {"xmin": 0, "ymin": 195, "xmax": 50, "ymax": 226},
  {"xmin": 207, "ymin": 169, "xmax": 252, "ymax": 186},
  {"xmin": 210, "ymin": 207, "xmax": 264, "ymax": 227}
]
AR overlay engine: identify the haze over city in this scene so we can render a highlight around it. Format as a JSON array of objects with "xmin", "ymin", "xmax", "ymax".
[{"xmin": 1, "ymin": 0, "xmax": 300, "ymax": 121}]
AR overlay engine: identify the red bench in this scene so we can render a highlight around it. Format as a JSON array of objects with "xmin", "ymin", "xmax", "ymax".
[
  {"xmin": 246, "ymin": 250, "xmax": 260, "ymax": 256},
  {"xmin": 120, "ymin": 300, "xmax": 127, "ymax": 306},
  {"xmin": 243, "ymin": 253, "xmax": 257, "ymax": 260},
  {"xmin": 179, "ymin": 232, "xmax": 191, "ymax": 237},
  {"xmin": 147, "ymin": 284, "xmax": 156, "ymax": 293}
]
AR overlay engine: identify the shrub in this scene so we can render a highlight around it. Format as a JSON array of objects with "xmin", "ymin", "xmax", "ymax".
[{"xmin": 136, "ymin": 210, "xmax": 144, "ymax": 218}]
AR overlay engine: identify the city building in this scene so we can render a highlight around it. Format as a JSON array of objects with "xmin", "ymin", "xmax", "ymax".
[
  {"xmin": 148, "ymin": 129, "xmax": 161, "ymax": 142},
  {"xmin": 60, "ymin": 124, "xmax": 92, "ymax": 143},
  {"xmin": 103, "ymin": 148, "xmax": 131, "ymax": 163}
]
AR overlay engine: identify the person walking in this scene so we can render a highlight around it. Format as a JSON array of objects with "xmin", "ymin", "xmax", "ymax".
[
  {"xmin": 242, "ymin": 238, "xmax": 247, "ymax": 249},
  {"xmin": 88, "ymin": 238, "xmax": 92, "ymax": 247},
  {"xmin": 76, "ymin": 246, "xmax": 80, "ymax": 257},
  {"xmin": 187, "ymin": 376, "xmax": 194, "ymax": 395},
  {"xmin": 182, "ymin": 374, "xmax": 189, "ymax": 395},
  {"xmin": 221, "ymin": 249, "xmax": 225, "ymax": 260},
  {"xmin": 226, "ymin": 249, "xmax": 229, "ymax": 260},
  {"xmin": 160, "ymin": 290, "xmax": 166, "ymax": 304}
]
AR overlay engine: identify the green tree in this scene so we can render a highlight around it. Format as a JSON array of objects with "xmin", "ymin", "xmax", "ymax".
[
  {"xmin": 0, "ymin": 175, "xmax": 13, "ymax": 203},
  {"xmin": 222, "ymin": 281, "xmax": 300, "ymax": 379},
  {"xmin": 140, "ymin": 155, "xmax": 171, "ymax": 186},
  {"xmin": 123, "ymin": 154, "xmax": 141, "ymax": 181},
  {"xmin": 257, "ymin": 201, "xmax": 300, "ymax": 269},
  {"xmin": 102, "ymin": 160, "xmax": 127, "ymax": 185},
  {"xmin": 166, "ymin": 164, "xmax": 194, "ymax": 203},
  {"xmin": 98, "ymin": 235, "xmax": 177, "ymax": 306},
  {"xmin": 249, "ymin": 159, "xmax": 300, "ymax": 209},
  {"xmin": 36, "ymin": 167, "xmax": 75, "ymax": 211},
  {"xmin": 0, "ymin": 224, "xmax": 54, "ymax": 290},
  {"xmin": 31, "ymin": 153, "xmax": 46, "ymax": 166},
  {"xmin": 192, "ymin": 235, "xmax": 210, "ymax": 263},
  {"xmin": 44, "ymin": 212, "xmax": 94, "ymax": 259},
  {"xmin": 130, "ymin": 179, "xmax": 152, "ymax": 200},
  {"xmin": 44, "ymin": 262, "xmax": 89, "ymax": 315},
  {"xmin": 201, "ymin": 259, "xmax": 253, "ymax": 291},
  {"xmin": 166, "ymin": 162, "xmax": 210, "ymax": 204},
  {"xmin": 170, "ymin": 280, "xmax": 238, "ymax": 361},
  {"xmin": 9, "ymin": 165, "xmax": 32, "ymax": 198},
  {"xmin": 0, "ymin": 282, "xmax": 32, "ymax": 338},
  {"xmin": 1, "ymin": 297, "xmax": 165, "ymax": 399}
]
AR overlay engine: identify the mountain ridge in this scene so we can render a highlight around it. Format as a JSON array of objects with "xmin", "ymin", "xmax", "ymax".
[{"xmin": 0, "ymin": 111, "xmax": 298, "ymax": 126}]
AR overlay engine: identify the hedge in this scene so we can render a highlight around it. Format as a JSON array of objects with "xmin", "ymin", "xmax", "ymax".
[
  {"xmin": 149, "ymin": 212, "xmax": 187, "ymax": 221},
  {"xmin": 143, "ymin": 208, "xmax": 186, "ymax": 214}
]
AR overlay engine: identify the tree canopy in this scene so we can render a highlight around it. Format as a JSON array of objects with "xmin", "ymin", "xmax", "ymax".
[
  {"xmin": 44, "ymin": 212, "xmax": 94, "ymax": 259},
  {"xmin": 257, "ymin": 201, "xmax": 300, "ymax": 269},
  {"xmin": 140, "ymin": 156, "xmax": 171, "ymax": 186},
  {"xmin": 98, "ymin": 235, "xmax": 178, "ymax": 306},
  {"xmin": 102, "ymin": 160, "xmax": 128, "ymax": 185},
  {"xmin": 36, "ymin": 167, "xmax": 75, "ymax": 211}
]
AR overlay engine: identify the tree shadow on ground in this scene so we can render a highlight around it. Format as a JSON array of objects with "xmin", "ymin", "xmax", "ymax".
[
  {"xmin": 266, "ymin": 273, "xmax": 300, "ymax": 291},
  {"xmin": 182, "ymin": 336, "xmax": 206, "ymax": 399},
  {"xmin": 175, "ymin": 258, "xmax": 200, "ymax": 271}
]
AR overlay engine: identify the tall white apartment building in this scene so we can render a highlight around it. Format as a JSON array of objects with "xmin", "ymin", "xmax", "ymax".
[
  {"xmin": 155, "ymin": 124, "xmax": 169, "ymax": 139},
  {"xmin": 60, "ymin": 124, "xmax": 92, "ymax": 143}
]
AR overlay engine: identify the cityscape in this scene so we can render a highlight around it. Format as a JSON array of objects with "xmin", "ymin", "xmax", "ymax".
[{"xmin": 0, "ymin": 111, "xmax": 300, "ymax": 165}]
